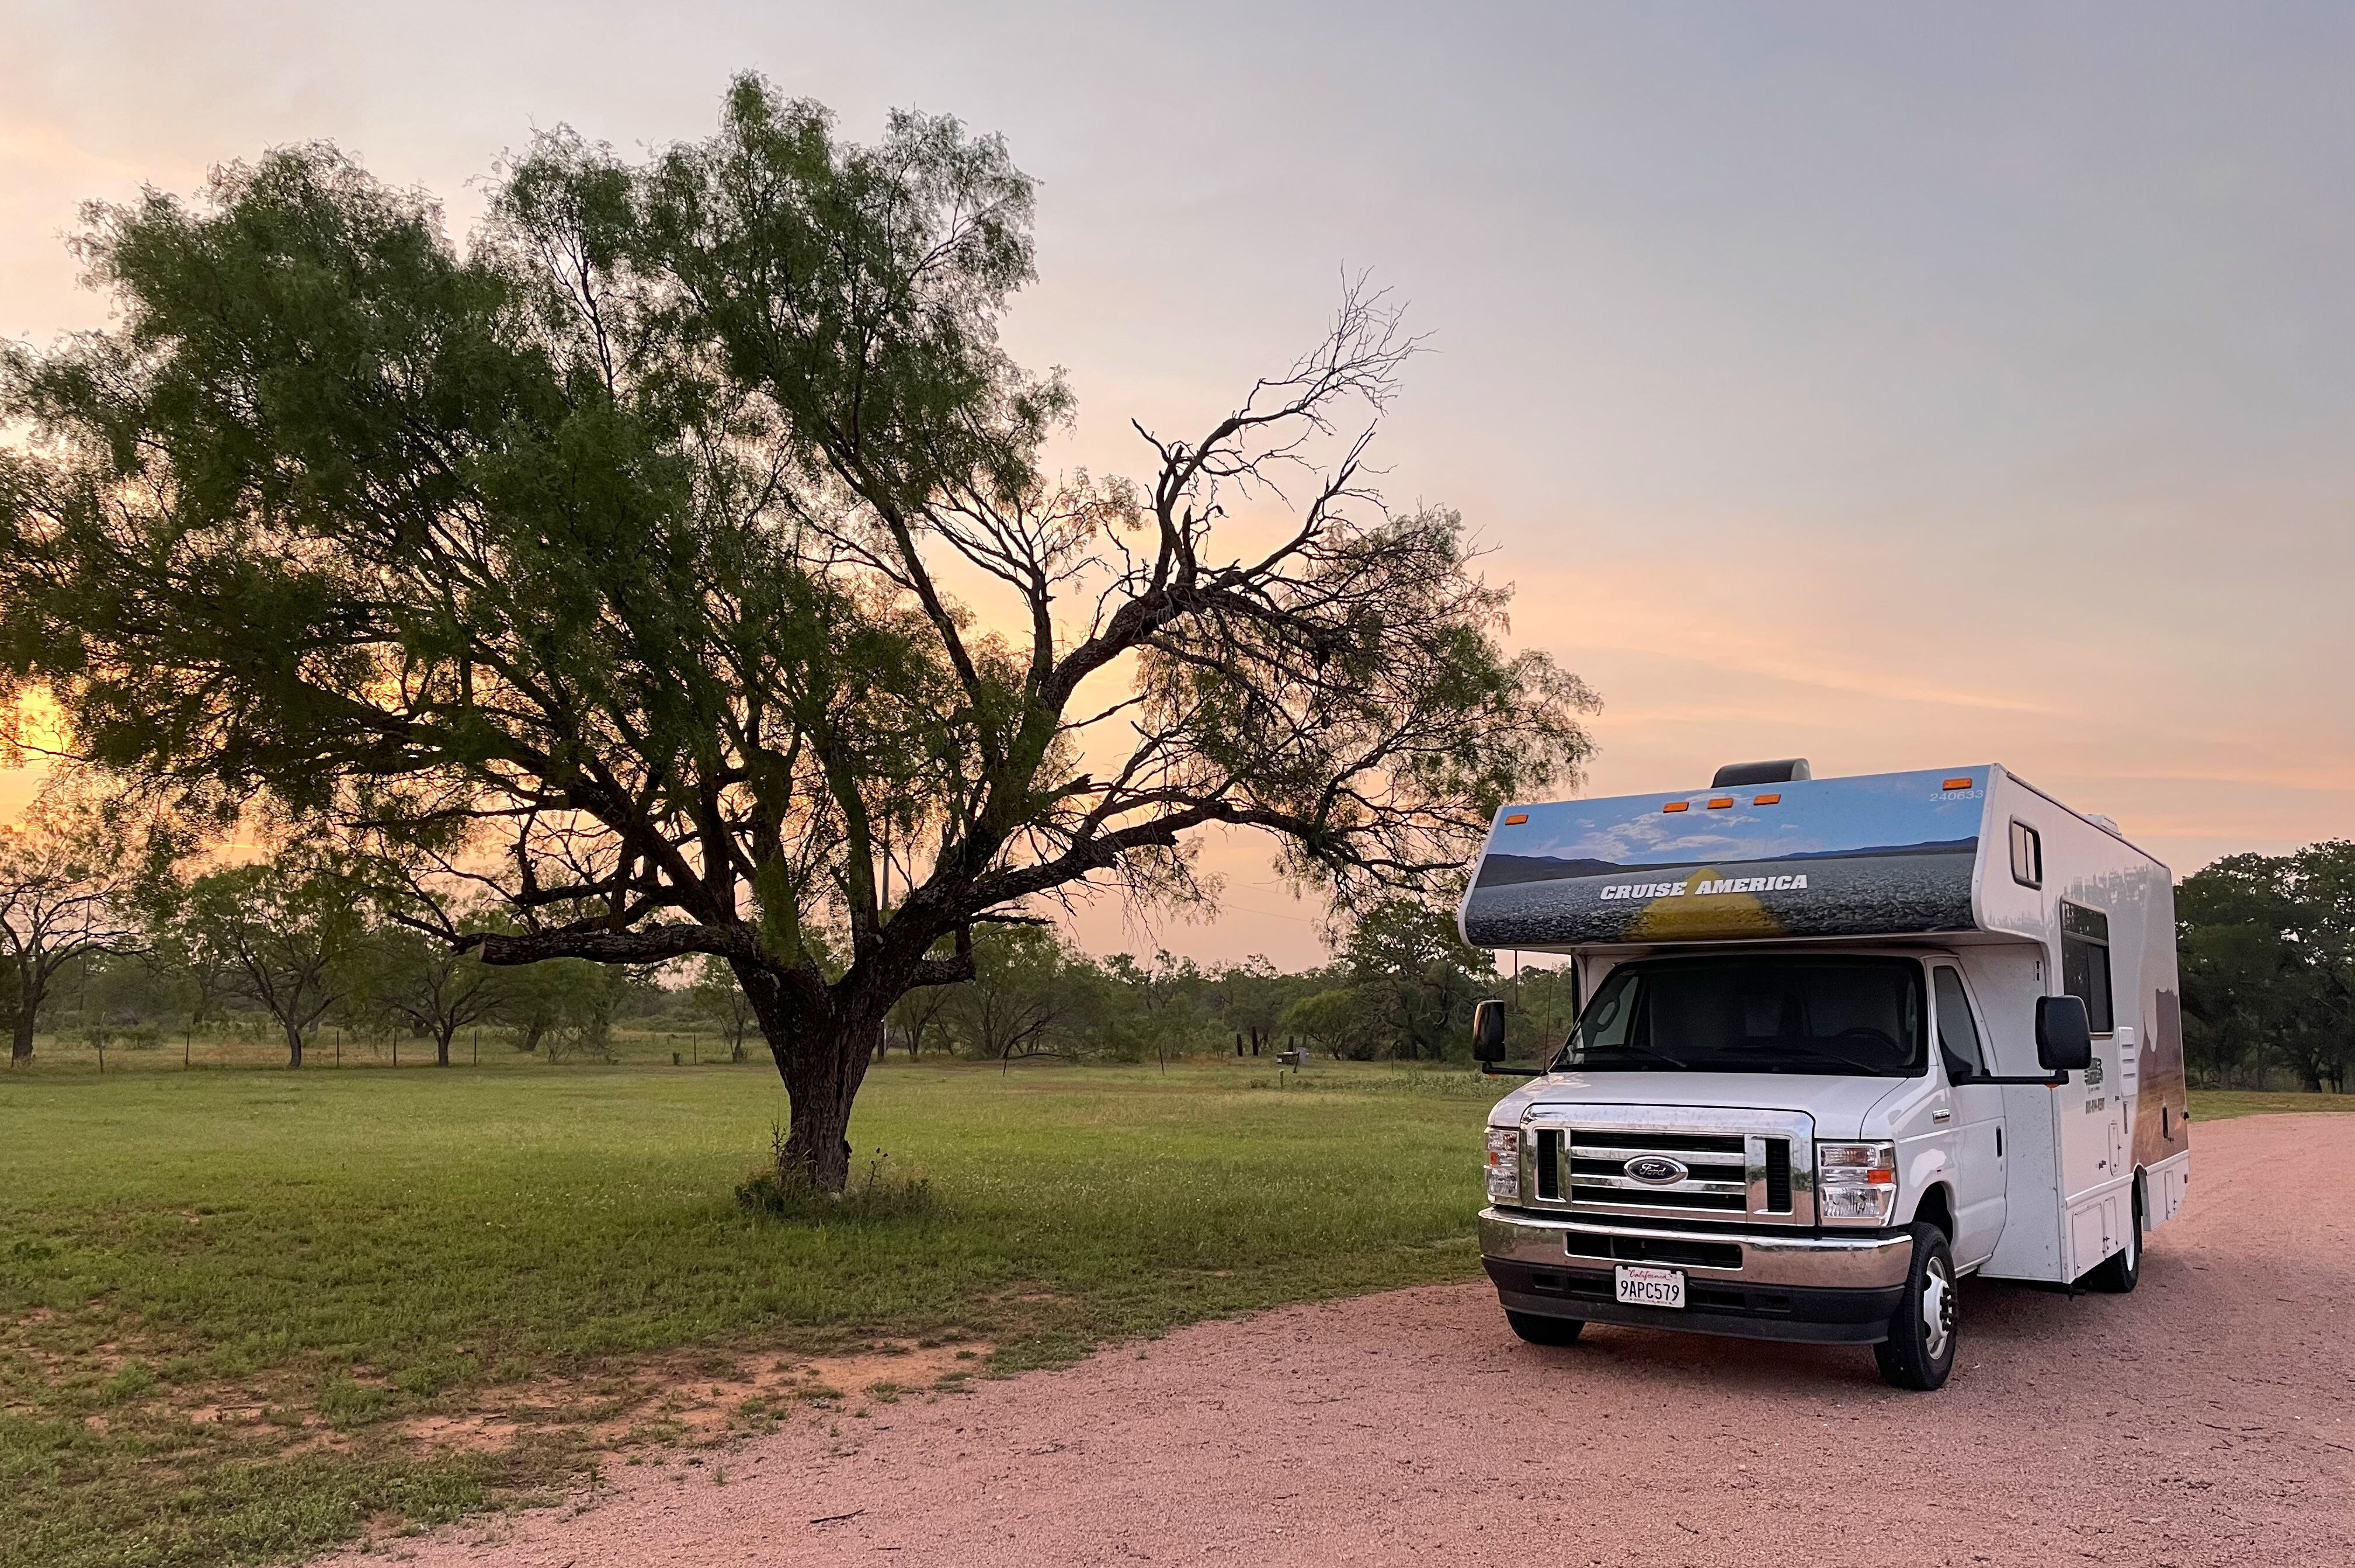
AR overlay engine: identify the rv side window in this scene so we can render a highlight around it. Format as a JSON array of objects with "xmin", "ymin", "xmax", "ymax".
[
  {"xmin": 1932, "ymin": 966, "xmax": 1986, "ymax": 1080},
  {"xmin": 2059, "ymin": 901, "xmax": 2114, "ymax": 1034},
  {"xmin": 2009, "ymin": 820, "xmax": 2043, "ymax": 888}
]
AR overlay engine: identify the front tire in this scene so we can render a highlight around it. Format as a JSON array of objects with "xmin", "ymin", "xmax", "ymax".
[
  {"xmin": 1874, "ymin": 1224, "xmax": 1957, "ymax": 1392},
  {"xmin": 2084, "ymin": 1183, "xmax": 2144, "ymax": 1293},
  {"xmin": 1505, "ymin": 1309, "xmax": 1585, "ymax": 1346}
]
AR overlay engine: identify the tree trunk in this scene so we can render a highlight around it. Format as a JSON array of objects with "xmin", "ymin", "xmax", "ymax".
[
  {"xmin": 436, "ymin": 1028, "xmax": 454, "ymax": 1067},
  {"xmin": 773, "ymin": 1019, "xmax": 873, "ymax": 1190},
  {"xmin": 738, "ymin": 960, "xmax": 877, "ymax": 1193},
  {"xmin": 284, "ymin": 1019, "xmax": 305, "ymax": 1069},
  {"xmin": 11, "ymin": 969, "xmax": 46, "ymax": 1064}
]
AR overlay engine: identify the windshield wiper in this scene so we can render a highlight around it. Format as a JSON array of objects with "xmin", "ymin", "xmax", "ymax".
[
  {"xmin": 1749, "ymin": 1042, "xmax": 1892, "ymax": 1075},
  {"xmin": 1571, "ymin": 1044, "xmax": 1693, "ymax": 1071}
]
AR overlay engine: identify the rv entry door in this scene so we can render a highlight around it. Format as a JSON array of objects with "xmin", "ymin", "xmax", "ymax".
[{"xmin": 1933, "ymin": 964, "xmax": 2008, "ymax": 1266}]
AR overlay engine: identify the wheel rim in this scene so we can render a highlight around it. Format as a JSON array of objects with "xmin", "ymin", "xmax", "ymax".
[{"xmin": 1920, "ymin": 1257, "xmax": 1955, "ymax": 1362}]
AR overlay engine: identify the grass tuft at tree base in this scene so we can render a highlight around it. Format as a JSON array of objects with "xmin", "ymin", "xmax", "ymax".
[{"xmin": 733, "ymin": 1122, "xmax": 942, "ymax": 1221}]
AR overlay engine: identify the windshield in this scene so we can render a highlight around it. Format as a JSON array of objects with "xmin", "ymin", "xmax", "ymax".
[{"xmin": 1558, "ymin": 955, "xmax": 1926, "ymax": 1076}]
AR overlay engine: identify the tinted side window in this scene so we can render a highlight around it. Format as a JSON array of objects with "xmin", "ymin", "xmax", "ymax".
[
  {"xmin": 2009, "ymin": 820, "xmax": 2043, "ymax": 888},
  {"xmin": 1933, "ymin": 967, "xmax": 1986, "ymax": 1079},
  {"xmin": 2059, "ymin": 901, "xmax": 2115, "ymax": 1034}
]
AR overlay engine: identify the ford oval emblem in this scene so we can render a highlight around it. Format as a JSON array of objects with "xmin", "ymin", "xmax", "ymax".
[{"xmin": 1625, "ymin": 1155, "xmax": 1689, "ymax": 1186}]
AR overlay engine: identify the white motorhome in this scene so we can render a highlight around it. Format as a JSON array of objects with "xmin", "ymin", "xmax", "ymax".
[{"xmin": 1461, "ymin": 761, "xmax": 2189, "ymax": 1390}]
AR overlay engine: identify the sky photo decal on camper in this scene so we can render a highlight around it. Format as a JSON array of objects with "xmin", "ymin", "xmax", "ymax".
[{"xmin": 1461, "ymin": 767, "xmax": 1989, "ymax": 947}]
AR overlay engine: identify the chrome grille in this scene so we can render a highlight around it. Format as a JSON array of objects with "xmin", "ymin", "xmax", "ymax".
[
  {"xmin": 1569, "ymin": 1131, "xmax": 1750, "ymax": 1211},
  {"xmin": 1519, "ymin": 1107, "xmax": 1816, "ymax": 1226}
]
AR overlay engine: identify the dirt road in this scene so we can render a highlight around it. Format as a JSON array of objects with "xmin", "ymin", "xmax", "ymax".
[{"xmin": 332, "ymin": 1114, "xmax": 2354, "ymax": 1567}]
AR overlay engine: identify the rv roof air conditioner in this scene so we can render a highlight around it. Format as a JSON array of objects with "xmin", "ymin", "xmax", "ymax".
[{"xmin": 1710, "ymin": 758, "xmax": 1812, "ymax": 788}]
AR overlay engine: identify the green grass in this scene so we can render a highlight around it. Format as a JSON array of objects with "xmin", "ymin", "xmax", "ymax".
[
  {"xmin": 0, "ymin": 1056, "xmax": 1495, "ymax": 1567},
  {"xmin": 2182, "ymin": 1087, "xmax": 2355, "ymax": 1121},
  {"xmin": 4, "ymin": 1058, "xmax": 2342, "ymax": 1568}
]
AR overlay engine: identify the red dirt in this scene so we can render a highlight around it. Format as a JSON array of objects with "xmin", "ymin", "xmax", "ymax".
[{"xmin": 321, "ymin": 1114, "xmax": 2354, "ymax": 1567}]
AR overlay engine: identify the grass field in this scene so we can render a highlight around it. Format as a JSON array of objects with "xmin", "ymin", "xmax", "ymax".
[
  {"xmin": 0, "ymin": 1055, "xmax": 1497, "ymax": 1568},
  {"xmin": 2176, "ymin": 1088, "xmax": 2355, "ymax": 1121},
  {"xmin": 2, "ymin": 1055, "xmax": 2343, "ymax": 1568}
]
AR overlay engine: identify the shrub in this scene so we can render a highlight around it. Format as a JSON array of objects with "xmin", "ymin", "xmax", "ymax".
[{"xmin": 735, "ymin": 1125, "xmax": 938, "ymax": 1221}]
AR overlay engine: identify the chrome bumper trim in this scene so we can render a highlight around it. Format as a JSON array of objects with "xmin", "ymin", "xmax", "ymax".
[{"xmin": 1480, "ymin": 1207, "xmax": 1916, "ymax": 1291}]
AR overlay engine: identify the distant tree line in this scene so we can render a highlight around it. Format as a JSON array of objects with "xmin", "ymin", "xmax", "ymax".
[
  {"xmin": 2177, "ymin": 842, "xmax": 2355, "ymax": 1092},
  {"xmin": 0, "ymin": 774, "xmax": 1572, "ymax": 1068},
  {"xmin": 11, "ymin": 771, "xmax": 2346, "ymax": 1084}
]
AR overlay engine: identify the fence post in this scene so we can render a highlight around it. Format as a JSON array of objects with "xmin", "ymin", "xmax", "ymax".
[
  {"xmin": 335, "ymin": 1026, "xmax": 341, "ymax": 1067},
  {"xmin": 473, "ymin": 1027, "xmax": 479, "ymax": 1066}
]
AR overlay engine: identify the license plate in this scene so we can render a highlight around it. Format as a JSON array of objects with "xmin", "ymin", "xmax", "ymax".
[{"xmin": 1615, "ymin": 1264, "xmax": 1686, "ymax": 1309}]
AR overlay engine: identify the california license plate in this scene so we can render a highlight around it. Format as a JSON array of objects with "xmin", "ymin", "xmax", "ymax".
[{"xmin": 1615, "ymin": 1264, "xmax": 1686, "ymax": 1309}]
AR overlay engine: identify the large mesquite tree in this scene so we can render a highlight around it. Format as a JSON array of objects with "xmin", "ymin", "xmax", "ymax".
[{"xmin": 0, "ymin": 76, "xmax": 1595, "ymax": 1185}]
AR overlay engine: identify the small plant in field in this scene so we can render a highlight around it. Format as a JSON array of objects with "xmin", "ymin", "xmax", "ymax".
[
  {"xmin": 735, "ymin": 1126, "xmax": 938, "ymax": 1221},
  {"xmin": 96, "ymin": 1361, "xmax": 155, "ymax": 1404}
]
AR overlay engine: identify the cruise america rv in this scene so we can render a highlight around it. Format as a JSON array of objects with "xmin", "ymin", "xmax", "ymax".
[{"xmin": 1461, "ymin": 761, "xmax": 2189, "ymax": 1390}]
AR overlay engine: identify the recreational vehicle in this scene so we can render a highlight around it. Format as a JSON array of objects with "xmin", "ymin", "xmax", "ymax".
[{"xmin": 1461, "ymin": 762, "xmax": 2189, "ymax": 1390}]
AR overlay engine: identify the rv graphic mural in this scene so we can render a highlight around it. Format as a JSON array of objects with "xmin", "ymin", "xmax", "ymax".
[{"xmin": 1463, "ymin": 768, "xmax": 1991, "ymax": 948}]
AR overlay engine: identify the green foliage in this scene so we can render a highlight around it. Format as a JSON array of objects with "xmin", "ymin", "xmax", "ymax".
[
  {"xmin": 689, "ymin": 953, "xmax": 758, "ymax": 1061},
  {"xmin": 1283, "ymin": 985, "xmax": 1378, "ymax": 1059},
  {"xmin": 1338, "ymin": 896, "xmax": 1496, "ymax": 1060},
  {"xmin": 2177, "ymin": 842, "xmax": 2355, "ymax": 1090},
  {"xmin": 937, "ymin": 924, "xmax": 1080, "ymax": 1062},
  {"xmin": 489, "ymin": 954, "xmax": 618, "ymax": 1057},
  {"xmin": 164, "ymin": 847, "xmax": 367, "ymax": 1065},
  {"xmin": 345, "ymin": 916, "xmax": 511, "ymax": 1066}
]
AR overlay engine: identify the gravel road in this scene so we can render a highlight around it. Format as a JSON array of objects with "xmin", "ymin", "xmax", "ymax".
[{"xmin": 332, "ymin": 1113, "xmax": 2354, "ymax": 1567}]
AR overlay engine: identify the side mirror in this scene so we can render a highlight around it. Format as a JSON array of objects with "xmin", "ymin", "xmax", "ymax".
[
  {"xmin": 1471, "ymin": 999, "xmax": 1507, "ymax": 1063},
  {"xmin": 2036, "ymin": 995, "xmax": 2093, "ymax": 1074}
]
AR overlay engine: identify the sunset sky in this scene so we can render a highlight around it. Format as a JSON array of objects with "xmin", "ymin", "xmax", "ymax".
[{"xmin": 5, "ymin": 2, "xmax": 2350, "ymax": 968}]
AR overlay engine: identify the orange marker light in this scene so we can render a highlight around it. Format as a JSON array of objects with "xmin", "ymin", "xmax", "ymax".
[
  {"xmin": 1942, "ymin": 777, "xmax": 1974, "ymax": 791},
  {"xmin": 1503, "ymin": 813, "xmax": 1527, "ymax": 825},
  {"xmin": 1662, "ymin": 801, "xmax": 1690, "ymax": 813},
  {"xmin": 1707, "ymin": 797, "xmax": 1734, "ymax": 809},
  {"xmin": 1753, "ymin": 793, "xmax": 1781, "ymax": 805}
]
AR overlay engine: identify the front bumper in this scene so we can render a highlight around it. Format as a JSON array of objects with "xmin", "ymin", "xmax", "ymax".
[{"xmin": 1481, "ymin": 1207, "xmax": 1914, "ymax": 1347}]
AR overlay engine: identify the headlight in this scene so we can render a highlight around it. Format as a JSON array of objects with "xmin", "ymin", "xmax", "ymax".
[
  {"xmin": 1485, "ymin": 1125, "xmax": 1520, "ymax": 1201},
  {"xmin": 1815, "ymin": 1140, "xmax": 1898, "ymax": 1225}
]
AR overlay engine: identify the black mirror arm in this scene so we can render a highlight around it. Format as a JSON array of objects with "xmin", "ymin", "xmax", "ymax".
[
  {"xmin": 1971, "ymin": 1070, "xmax": 2071, "ymax": 1087},
  {"xmin": 1481, "ymin": 1062, "xmax": 1547, "ymax": 1079}
]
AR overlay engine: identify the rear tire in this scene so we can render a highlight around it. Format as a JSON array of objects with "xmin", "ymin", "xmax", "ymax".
[
  {"xmin": 2084, "ymin": 1183, "xmax": 2144, "ymax": 1293},
  {"xmin": 1505, "ymin": 1309, "xmax": 1585, "ymax": 1346},
  {"xmin": 1873, "ymin": 1223, "xmax": 1957, "ymax": 1392}
]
